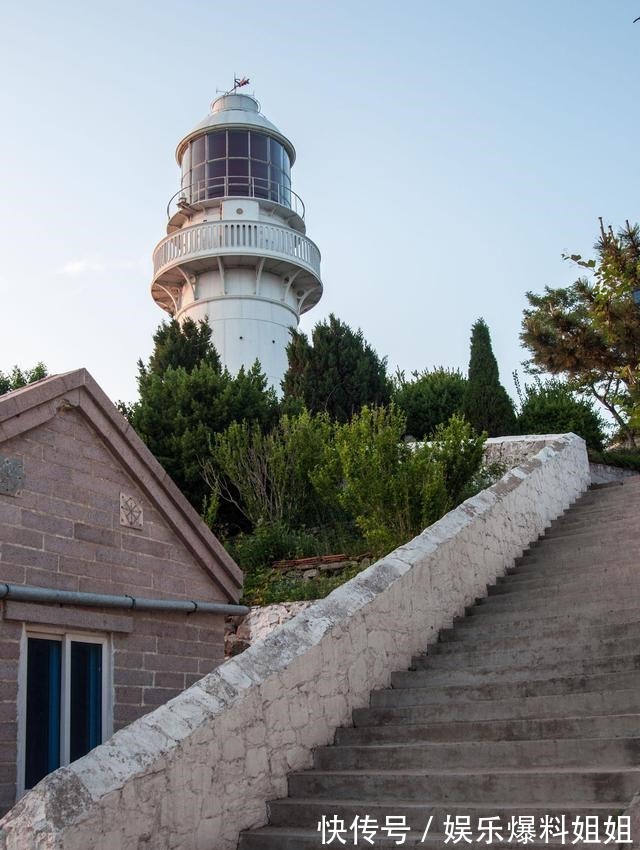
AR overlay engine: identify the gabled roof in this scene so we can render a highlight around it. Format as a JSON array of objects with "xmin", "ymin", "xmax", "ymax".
[{"xmin": 0, "ymin": 369, "xmax": 243, "ymax": 602}]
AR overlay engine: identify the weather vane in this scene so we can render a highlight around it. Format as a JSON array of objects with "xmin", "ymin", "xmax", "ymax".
[{"xmin": 230, "ymin": 75, "xmax": 250, "ymax": 94}]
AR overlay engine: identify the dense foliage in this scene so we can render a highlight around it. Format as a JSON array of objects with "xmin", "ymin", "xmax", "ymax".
[
  {"xmin": 515, "ymin": 376, "xmax": 606, "ymax": 451},
  {"xmin": 213, "ymin": 404, "xmax": 488, "ymax": 570},
  {"xmin": 124, "ymin": 319, "xmax": 277, "ymax": 510},
  {"xmin": 0, "ymin": 363, "xmax": 48, "ymax": 396},
  {"xmin": 393, "ymin": 368, "xmax": 467, "ymax": 439},
  {"xmin": 463, "ymin": 319, "xmax": 517, "ymax": 436},
  {"xmin": 204, "ymin": 410, "xmax": 337, "ymax": 529},
  {"xmin": 282, "ymin": 314, "xmax": 392, "ymax": 421},
  {"xmin": 521, "ymin": 221, "xmax": 640, "ymax": 445}
]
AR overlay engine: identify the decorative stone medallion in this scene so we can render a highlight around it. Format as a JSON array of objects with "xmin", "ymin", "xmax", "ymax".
[
  {"xmin": 119, "ymin": 493, "xmax": 143, "ymax": 529},
  {"xmin": 0, "ymin": 456, "xmax": 24, "ymax": 497}
]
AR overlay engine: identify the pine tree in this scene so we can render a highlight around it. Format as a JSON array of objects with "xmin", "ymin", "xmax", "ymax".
[
  {"xmin": 139, "ymin": 318, "xmax": 221, "ymax": 384},
  {"xmin": 0, "ymin": 363, "xmax": 48, "ymax": 396},
  {"xmin": 282, "ymin": 314, "xmax": 391, "ymax": 422},
  {"xmin": 124, "ymin": 320, "xmax": 277, "ymax": 510},
  {"xmin": 463, "ymin": 318, "xmax": 517, "ymax": 436}
]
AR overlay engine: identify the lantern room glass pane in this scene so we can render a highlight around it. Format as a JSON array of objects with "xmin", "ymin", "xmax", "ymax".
[
  {"xmin": 228, "ymin": 130, "xmax": 248, "ymax": 157},
  {"xmin": 192, "ymin": 164, "xmax": 205, "ymax": 200},
  {"xmin": 250, "ymin": 132, "xmax": 268, "ymax": 161},
  {"xmin": 228, "ymin": 158, "xmax": 248, "ymax": 177},
  {"xmin": 269, "ymin": 139, "xmax": 283, "ymax": 170},
  {"xmin": 207, "ymin": 131, "xmax": 226, "ymax": 160},
  {"xmin": 191, "ymin": 136, "xmax": 206, "ymax": 165},
  {"xmin": 250, "ymin": 160, "xmax": 268, "ymax": 198},
  {"xmin": 207, "ymin": 160, "xmax": 225, "ymax": 197},
  {"xmin": 228, "ymin": 158, "xmax": 249, "ymax": 195}
]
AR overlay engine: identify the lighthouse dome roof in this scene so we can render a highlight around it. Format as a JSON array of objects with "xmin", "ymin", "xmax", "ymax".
[{"xmin": 175, "ymin": 93, "xmax": 296, "ymax": 165}]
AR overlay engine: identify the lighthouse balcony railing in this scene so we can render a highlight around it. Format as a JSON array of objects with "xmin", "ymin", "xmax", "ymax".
[
  {"xmin": 166, "ymin": 177, "xmax": 306, "ymax": 220},
  {"xmin": 153, "ymin": 219, "xmax": 321, "ymax": 280}
]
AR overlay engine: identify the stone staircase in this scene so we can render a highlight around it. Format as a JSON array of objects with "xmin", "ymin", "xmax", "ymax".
[{"xmin": 238, "ymin": 478, "xmax": 640, "ymax": 848}]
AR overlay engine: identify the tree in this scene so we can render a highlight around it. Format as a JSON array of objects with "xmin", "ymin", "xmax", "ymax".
[
  {"xmin": 125, "ymin": 320, "xmax": 277, "ymax": 510},
  {"xmin": 282, "ymin": 314, "xmax": 391, "ymax": 422},
  {"xmin": 521, "ymin": 220, "xmax": 640, "ymax": 445},
  {"xmin": 140, "ymin": 318, "xmax": 221, "ymax": 379},
  {"xmin": 463, "ymin": 319, "xmax": 517, "ymax": 436},
  {"xmin": 515, "ymin": 375, "xmax": 606, "ymax": 451},
  {"xmin": 393, "ymin": 368, "xmax": 467, "ymax": 439},
  {"xmin": 0, "ymin": 363, "xmax": 48, "ymax": 396}
]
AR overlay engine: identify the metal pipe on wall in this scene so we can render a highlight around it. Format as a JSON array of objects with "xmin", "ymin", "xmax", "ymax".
[{"xmin": 0, "ymin": 583, "xmax": 249, "ymax": 616}]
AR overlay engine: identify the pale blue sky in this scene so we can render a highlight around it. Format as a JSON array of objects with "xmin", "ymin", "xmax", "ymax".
[{"xmin": 1, "ymin": 1, "xmax": 639, "ymax": 405}]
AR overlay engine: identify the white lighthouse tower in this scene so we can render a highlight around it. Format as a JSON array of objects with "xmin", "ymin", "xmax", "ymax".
[{"xmin": 150, "ymin": 86, "xmax": 323, "ymax": 391}]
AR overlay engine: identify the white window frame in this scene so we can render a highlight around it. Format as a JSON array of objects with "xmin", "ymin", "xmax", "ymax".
[{"xmin": 16, "ymin": 626, "xmax": 113, "ymax": 799}]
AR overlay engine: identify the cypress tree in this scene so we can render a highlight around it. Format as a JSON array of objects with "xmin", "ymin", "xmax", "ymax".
[
  {"xmin": 463, "ymin": 318, "xmax": 517, "ymax": 436},
  {"xmin": 282, "ymin": 314, "xmax": 391, "ymax": 422}
]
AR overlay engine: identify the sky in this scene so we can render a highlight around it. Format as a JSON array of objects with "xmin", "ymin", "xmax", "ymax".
[{"xmin": 1, "ymin": 0, "xmax": 639, "ymax": 407}]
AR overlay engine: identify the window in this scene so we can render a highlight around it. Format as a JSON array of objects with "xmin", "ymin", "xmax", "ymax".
[
  {"xmin": 181, "ymin": 131, "xmax": 293, "ymax": 207},
  {"xmin": 20, "ymin": 632, "xmax": 111, "ymax": 792}
]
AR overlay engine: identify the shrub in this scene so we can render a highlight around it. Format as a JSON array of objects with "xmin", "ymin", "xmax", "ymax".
[
  {"xmin": 393, "ymin": 368, "xmax": 467, "ymax": 439},
  {"xmin": 312, "ymin": 407, "xmax": 486, "ymax": 556},
  {"xmin": 205, "ymin": 410, "xmax": 335, "ymax": 528},
  {"xmin": 516, "ymin": 376, "xmax": 606, "ymax": 451}
]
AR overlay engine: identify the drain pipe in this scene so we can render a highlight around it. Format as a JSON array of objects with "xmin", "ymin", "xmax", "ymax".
[{"xmin": 0, "ymin": 583, "xmax": 249, "ymax": 616}]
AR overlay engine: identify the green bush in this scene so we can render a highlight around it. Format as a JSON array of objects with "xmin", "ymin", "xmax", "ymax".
[
  {"xmin": 516, "ymin": 376, "xmax": 606, "ymax": 451},
  {"xmin": 206, "ymin": 410, "xmax": 336, "ymax": 529},
  {"xmin": 242, "ymin": 561, "xmax": 366, "ymax": 606},
  {"xmin": 589, "ymin": 448, "xmax": 640, "ymax": 471},
  {"xmin": 393, "ymin": 368, "xmax": 467, "ymax": 440},
  {"xmin": 226, "ymin": 520, "xmax": 365, "ymax": 574},
  {"xmin": 312, "ymin": 407, "xmax": 486, "ymax": 556}
]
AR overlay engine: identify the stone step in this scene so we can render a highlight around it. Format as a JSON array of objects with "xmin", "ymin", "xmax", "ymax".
[
  {"xmin": 383, "ymin": 671, "xmax": 640, "ymax": 705},
  {"xmin": 286, "ymin": 766, "xmax": 640, "ymax": 804},
  {"xmin": 436, "ymin": 620, "xmax": 640, "ymax": 650},
  {"xmin": 470, "ymin": 590, "xmax": 640, "ymax": 618},
  {"xmin": 511, "ymin": 552, "xmax": 640, "ymax": 572},
  {"xmin": 494, "ymin": 565, "xmax": 638, "ymax": 590},
  {"xmin": 240, "ymin": 824, "xmax": 617, "ymax": 849},
  {"xmin": 541, "ymin": 514, "xmax": 638, "ymax": 539},
  {"xmin": 313, "ymin": 736, "xmax": 640, "ymax": 771},
  {"xmin": 438, "ymin": 617, "xmax": 640, "ymax": 646},
  {"xmin": 336, "ymin": 712, "xmax": 640, "ymax": 745},
  {"xmin": 409, "ymin": 653, "xmax": 640, "ymax": 686},
  {"xmin": 415, "ymin": 636, "xmax": 640, "ymax": 670},
  {"xmin": 263, "ymin": 799, "xmax": 622, "ymax": 832},
  {"xmin": 529, "ymin": 533, "xmax": 636, "ymax": 554},
  {"xmin": 463, "ymin": 594, "xmax": 640, "ymax": 618},
  {"xmin": 353, "ymin": 687, "xmax": 640, "ymax": 725}
]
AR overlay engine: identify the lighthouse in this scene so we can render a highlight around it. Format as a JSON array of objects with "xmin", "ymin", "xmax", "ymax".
[{"xmin": 150, "ymin": 87, "xmax": 323, "ymax": 391}]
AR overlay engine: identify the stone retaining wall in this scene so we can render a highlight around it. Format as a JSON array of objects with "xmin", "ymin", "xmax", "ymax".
[
  {"xmin": 0, "ymin": 434, "xmax": 590, "ymax": 850},
  {"xmin": 226, "ymin": 601, "xmax": 316, "ymax": 656},
  {"xmin": 589, "ymin": 461, "xmax": 639, "ymax": 485}
]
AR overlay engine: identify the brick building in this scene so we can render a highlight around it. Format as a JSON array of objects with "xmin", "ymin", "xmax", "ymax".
[{"xmin": 0, "ymin": 369, "xmax": 244, "ymax": 814}]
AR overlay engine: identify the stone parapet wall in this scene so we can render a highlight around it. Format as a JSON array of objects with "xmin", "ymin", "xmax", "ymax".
[
  {"xmin": 589, "ymin": 462, "xmax": 639, "ymax": 485},
  {"xmin": 484, "ymin": 434, "xmax": 568, "ymax": 470},
  {"xmin": 0, "ymin": 434, "xmax": 590, "ymax": 850}
]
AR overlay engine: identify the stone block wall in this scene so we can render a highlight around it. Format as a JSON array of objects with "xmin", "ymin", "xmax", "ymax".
[{"xmin": 0, "ymin": 434, "xmax": 591, "ymax": 850}]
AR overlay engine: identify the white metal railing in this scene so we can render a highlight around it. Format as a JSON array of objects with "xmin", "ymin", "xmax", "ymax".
[
  {"xmin": 153, "ymin": 220, "xmax": 321, "ymax": 280},
  {"xmin": 166, "ymin": 178, "xmax": 306, "ymax": 220}
]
